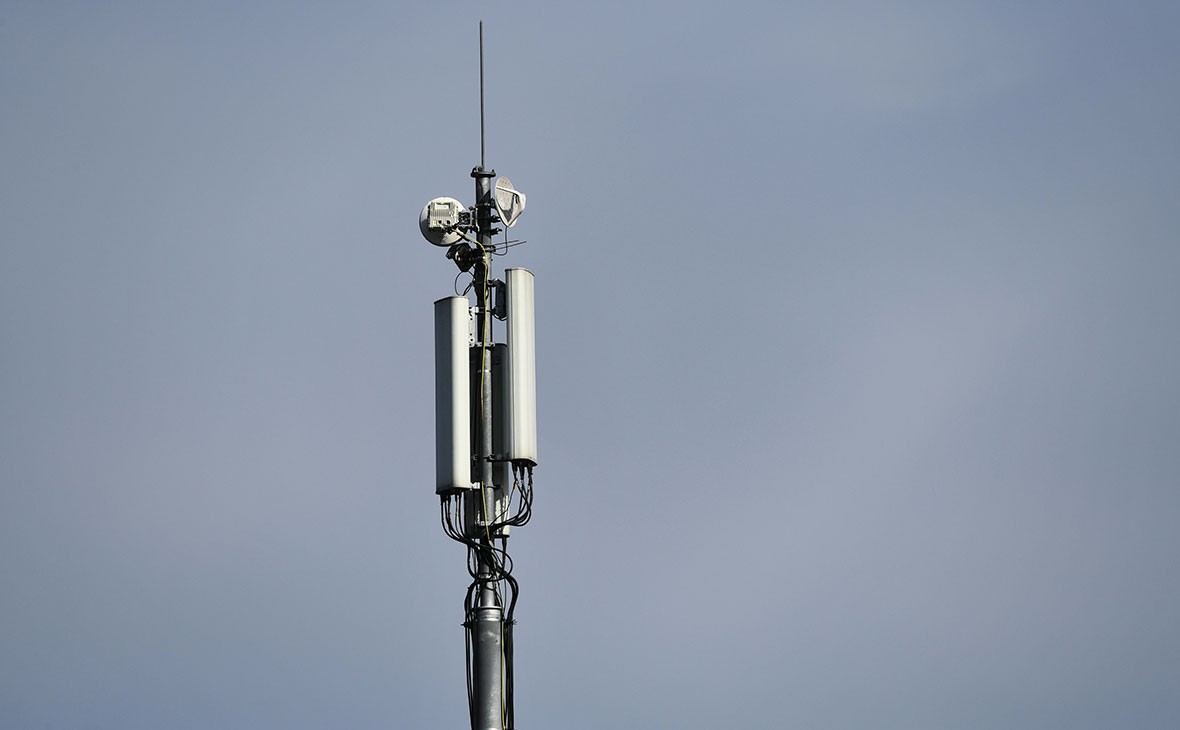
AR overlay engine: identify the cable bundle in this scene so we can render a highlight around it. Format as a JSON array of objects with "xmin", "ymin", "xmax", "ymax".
[{"xmin": 440, "ymin": 465, "xmax": 533, "ymax": 729}]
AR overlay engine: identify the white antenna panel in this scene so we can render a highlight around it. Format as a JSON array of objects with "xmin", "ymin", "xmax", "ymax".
[
  {"xmin": 505, "ymin": 268, "xmax": 537, "ymax": 465},
  {"xmin": 435, "ymin": 296, "xmax": 472, "ymax": 494}
]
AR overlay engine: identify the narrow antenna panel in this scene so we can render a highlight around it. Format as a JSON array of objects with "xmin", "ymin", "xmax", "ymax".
[
  {"xmin": 492, "ymin": 343, "xmax": 511, "ymax": 488},
  {"xmin": 488, "ymin": 343, "xmax": 512, "ymax": 536},
  {"xmin": 435, "ymin": 296, "xmax": 472, "ymax": 494},
  {"xmin": 505, "ymin": 268, "xmax": 537, "ymax": 465}
]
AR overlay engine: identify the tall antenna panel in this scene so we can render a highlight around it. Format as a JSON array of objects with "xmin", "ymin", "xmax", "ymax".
[
  {"xmin": 486, "ymin": 343, "xmax": 512, "ymax": 537},
  {"xmin": 435, "ymin": 296, "xmax": 472, "ymax": 494},
  {"xmin": 505, "ymin": 268, "xmax": 537, "ymax": 465},
  {"xmin": 492, "ymin": 343, "xmax": 511, "ymax": 488}
]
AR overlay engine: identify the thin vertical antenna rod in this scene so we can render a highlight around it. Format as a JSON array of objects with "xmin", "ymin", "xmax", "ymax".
[{"xmin": 479, "ymin": 21, "xmax": 486, "ymax": 169}]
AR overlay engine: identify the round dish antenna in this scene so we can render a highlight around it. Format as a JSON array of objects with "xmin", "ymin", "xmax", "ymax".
[
  {"xmin": 419, "ymin": 197, "xmax": 468, "ymax": 247},
  {"xmin": 494, "ymin": 177, "xmax": 526, "ymax": 228}
]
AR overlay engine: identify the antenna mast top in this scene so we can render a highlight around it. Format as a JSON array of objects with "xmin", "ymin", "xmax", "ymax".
[
  {"xmin": 479, "ymin": 20, "xmax": 486, "ymax": 171},
  {"xmin": 419, "ymin": 22, "xmax": 527, "ymax": 264}
]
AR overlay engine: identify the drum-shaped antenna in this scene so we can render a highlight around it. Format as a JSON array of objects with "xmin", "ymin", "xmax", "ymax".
[{"xmin": 419, "ymin": 197, "xmax": 467, "ymax": 247}]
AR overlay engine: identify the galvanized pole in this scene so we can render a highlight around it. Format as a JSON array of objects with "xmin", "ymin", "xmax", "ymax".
[{"xmin": 468, "ymin": 164, "xmax": 504, "ymax": 730}]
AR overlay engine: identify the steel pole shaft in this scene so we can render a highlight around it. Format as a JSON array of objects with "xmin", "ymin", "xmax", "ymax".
[
  {"xmin": 469, "ymin": 166, "xmax": 504, "ymax": 730},
  {"xmin": 470, "ymin": 588, "xmax": 505, "ymax": 730}
]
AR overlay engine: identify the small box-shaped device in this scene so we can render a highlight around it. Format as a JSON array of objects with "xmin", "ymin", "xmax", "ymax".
[
  {"xmin": 419, "ymin": 197, "xmax": 467, "ymax": 247},
  {"xmin": 426, "ymin": 199, "xmax": 463, "ymax": 231}
]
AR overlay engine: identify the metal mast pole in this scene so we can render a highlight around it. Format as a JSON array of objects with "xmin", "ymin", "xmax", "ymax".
[
  {"xmin": 468, "ymin": 28, "xmax": 504, "ymax": 719},
  {"xmin": 424, "ymin": 22, "xmax": 534, "ymax": 730},
  {"xmin": 469, "ymin": 166, "xmax": 503, "ymax": 730}
]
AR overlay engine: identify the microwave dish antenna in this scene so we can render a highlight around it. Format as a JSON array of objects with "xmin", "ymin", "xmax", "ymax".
[
  {"xmin": 494, "ymin": 177, "xmax": 526, "ymax": 228},
  {"xmin": 419, "ymin": 196, "xmax": 469, "ymax": 247}
]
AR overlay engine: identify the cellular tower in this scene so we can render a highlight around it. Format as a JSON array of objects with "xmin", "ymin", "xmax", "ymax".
[{"xmin": 420, "ymin": 23, "xmax": 537, "ymax": 730}]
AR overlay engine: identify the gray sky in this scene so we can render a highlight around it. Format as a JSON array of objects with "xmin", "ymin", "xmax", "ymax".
[{"xmin": 3, "ymin": 2, "xmax": 1179, "ymax": 728}]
